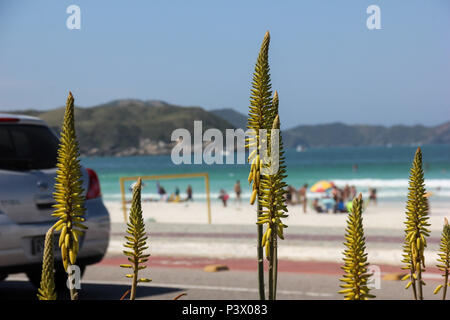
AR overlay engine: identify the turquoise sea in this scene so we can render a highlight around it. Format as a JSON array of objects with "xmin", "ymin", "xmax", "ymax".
[{"xmin": 81, "ymin": 145, "xmax": 450, "ymax": 203}]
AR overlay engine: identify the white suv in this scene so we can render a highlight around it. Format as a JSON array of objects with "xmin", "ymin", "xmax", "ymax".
[{"xmin": 0, "ymin": 113, "xmax": 110, "ymax": 288}]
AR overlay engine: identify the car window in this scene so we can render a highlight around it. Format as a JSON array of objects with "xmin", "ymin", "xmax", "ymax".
[
  {"xmin": 0, "ymin": 124, "xmax": 59, "ymax": 171},
  {"xmin": 0, "ymin": 127, "xmax": 15, "ymax": 157},
  {"xmin": 10, "ymin": 129, "xmax": 32, "ymax": 158}
]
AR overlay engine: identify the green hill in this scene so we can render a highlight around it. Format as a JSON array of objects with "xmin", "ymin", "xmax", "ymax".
[
  {"xmin": 12, "ymin": 100, "xmax": 234, "ymax": 156},
  {"xmin": 210, "ymin": 108, "xmax": 248, "ymax": 130},
  {"xmin": 8, "ymin": 101, "xmax": 450, "ymax": 155},
  {"xmin": 210, "ymin": 109, "xmax": 450, "ymax": 147},
  {"xmin": 283, "ymin": 122, "xmax": 450, "ymax": 148}
]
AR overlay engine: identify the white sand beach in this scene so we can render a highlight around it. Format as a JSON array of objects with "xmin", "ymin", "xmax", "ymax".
[
  {"xmin": 105, "ymin": 200, "xmax": 449, "ymax": 231},
  {"xmin": 105, "ymin": 199, "xmax": 449, "ymax": 267}
]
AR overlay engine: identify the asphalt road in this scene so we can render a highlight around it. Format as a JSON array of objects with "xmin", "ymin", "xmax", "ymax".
[{"xmin": 0, "ymin": 254, "xmax": 443, "ymax": 300}]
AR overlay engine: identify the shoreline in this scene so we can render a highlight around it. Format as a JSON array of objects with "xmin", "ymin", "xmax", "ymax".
[{"xmin": 104, "ymin": 199, "xmax": 449, "ymax": 230}]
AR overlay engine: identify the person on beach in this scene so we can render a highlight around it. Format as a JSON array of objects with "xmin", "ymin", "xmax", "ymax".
[
  {"xmin": 331, "ymin": 186, "xmax": 342, "ymax": 213},
  {"xmin": 219, "ymin": 189, "xmax": 229, "ymax": 207},
  {"xmin": 350, "ymin": 185, "xmax": 357, "ymax": 200},
  {"xmin": 343, "ymin": 184, "xmax": 350, "ymax": 202},
  {"xmin": 321, "ymin": 195, "xmax": 335, "ymax": 213},
  {"xmin": 291, "ymin": 185, "xmax": 298, "ymax": 204},
  {"xmin": 286, "ymin": 186, "xmax": 294, "ymax": 205},
  {"xmin": 312, "ymin": 198, "xmax": 324, "ymax": 213},
  {"xmin": 368, "ymin": 188, "xmax": 377, "ymax": 206},
  {"xmin": 156, "ymin": 181, "xmax": 167, "ymax": 201},
  {"xmin": 336, "ymin": 196, "xmax": 345, "ymax": 213},
  {"xmin": 298, "ymin": 184, "xmax": 308, "ymax": 213},
  {"xmin": 174, "ymin": 186, "xmax": 180, "ymax": 202},
  {"xmin": 234, "ymin": 180, "xmax": 242, "ymax": 205},
  {"xmin": 186, "ymin": 185, "xmax": 193, "ymax": 201}
]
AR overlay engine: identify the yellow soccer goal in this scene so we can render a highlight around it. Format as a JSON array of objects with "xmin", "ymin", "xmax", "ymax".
[{"xmin": 119, "ymin": 172, "xmax": 211, "ymax": 224}]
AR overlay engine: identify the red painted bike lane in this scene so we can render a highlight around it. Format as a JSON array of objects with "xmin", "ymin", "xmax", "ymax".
[{"xmin": 99, "ymin": 255, "xmax": 442, "ymax": 280}]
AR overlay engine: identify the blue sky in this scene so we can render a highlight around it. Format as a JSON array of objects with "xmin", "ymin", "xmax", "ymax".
[{"xmin": 0, "ymin": 0, "xmax": 449, "ymax": 128}]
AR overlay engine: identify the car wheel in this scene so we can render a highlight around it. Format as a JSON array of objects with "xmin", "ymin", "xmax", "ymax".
[{"xmin": 26, "ymin": 265, "xmax": 86, "ymax": 291}]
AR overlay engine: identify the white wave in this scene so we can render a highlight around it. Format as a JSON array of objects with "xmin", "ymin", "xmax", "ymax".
[
  {"xmin": 103, "ymin": 190, "xmax": 450, "ymax": 201},
  {"xmin": 332, "ymin": 179, "xmax": 450, "ymax": 189},
  {"xmin": 101, "ymin": 178, "xmax": 450, "ymax": 201}
]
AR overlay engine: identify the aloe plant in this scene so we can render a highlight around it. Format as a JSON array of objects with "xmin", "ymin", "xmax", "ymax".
[
  {"xmin": 256, "ymin": 93, "xmax": 288, "ymax": 300},
  {"xmin": 433, "ymin": 218, "xmax": 450, "ymax": 300},
  {"xmin": 52, "ymin": 91, "xmax": 87, "ymax": 300},
  {"xmin": 247, "ymin": 31, "xmax": 273, "ymax": 300},
  {"xmin": 401, "ymin": 147, "xmax": 430, "ymax": 300},
  {"xmin": 339, "ymin": 194, "xmax": 375, "ymax": 300},
  {"xmin": 120, "ymin": 178, "xmax": 151, "ymax": 300},
  {"xmin": 37, "ymin": 227, "xmax": 57, "ymax": 300}
]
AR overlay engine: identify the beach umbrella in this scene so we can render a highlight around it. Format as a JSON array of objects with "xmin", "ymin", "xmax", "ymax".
[{"xmin": 310, "ymin": 180, "xmax": 334, "ymax": 193}]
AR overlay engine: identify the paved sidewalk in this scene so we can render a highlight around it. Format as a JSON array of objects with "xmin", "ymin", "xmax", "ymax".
[{"xmin": 108, "ymin": 222, "xmax": 442, "ymax": 266}]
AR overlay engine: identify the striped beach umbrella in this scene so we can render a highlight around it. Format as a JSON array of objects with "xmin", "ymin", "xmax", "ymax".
[{"xmin": 310, "ymin": 180, "xmax": 334, "ymax": 193}]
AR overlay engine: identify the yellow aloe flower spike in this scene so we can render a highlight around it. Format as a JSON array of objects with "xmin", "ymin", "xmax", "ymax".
[
  {"xmin": 246, "ymin": 31, "xmax": 273, "ymax": 300},
  {"xmin": 433, "ymin": 218, "xmax": 450, "ymax": 300},
  {"xmin": 339, "ymin": 194, "xmax": 375, "ymax": 300},
  {"xmin": 120, "ymin": 178, "xmax": 151, "ymax": 300},
  {"xmin": 256, "ymin": 93, "xmax": 288, "ymax": 300},
  {"xmin": 37, "ymin": 227, "xmax": 57, "ymax": 300},
  {"xmin": 401, "ymin": 147, "xmax": 430, "ymax": 300},
  {"xmin": 52, "ymin": 91, "xmax": 87, "ymax": 300}
]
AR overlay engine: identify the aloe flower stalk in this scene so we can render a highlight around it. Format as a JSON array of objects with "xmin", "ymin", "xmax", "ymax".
[
  {"xmin": 246, "ymin": 31, "xmax": 273, "ymax": 300},
  {"xmin": 120, "ymin": 178, "xmax": 151, "ymax": 300},
  {"xmin": 433, "ymin": 218, "xmax": 450, "ymax": 300},
  {"xmin": 37, "ymin": 227, "xmax": 57, "ymax": 300},
  {"xmin": 52, "ymin": 91, "xmax": 87, "ymax": 300},
  {"xmin": 401, "ymin": 147, "xmax": 430, "ymax": 300},
  {"xmin": 339, "ymin": 194, "xmax": 375, "ymax": 300},
  {"xmin": 257, "ymin": 92, "xmax": 288, "ymax": 300}
]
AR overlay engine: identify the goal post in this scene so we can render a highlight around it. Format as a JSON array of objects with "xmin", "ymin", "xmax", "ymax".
[{"xmin": 119, "ymin": 172, "xmax": 212, "ymax": 224}]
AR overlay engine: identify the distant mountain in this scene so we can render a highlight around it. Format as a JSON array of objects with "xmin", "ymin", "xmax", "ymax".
[
  {"xmin": 283, "ymin": 122, "xmax": 450, "ymax": 148},
  {"xmin": 211, "ymin": 108, "xmax": 248, "ymax": 130},
  {"xmin": 6, "ymin": 100, "xmax": 450, "ymax": 155},
  {"xmin": 210, "ymin": 109, "xmax": 450, "ymax": 147},
  {"xmin": 93, "ymin": 99, "xmax": 172, "ymax": 109},
  {"xmin": 432, "ymin": 122, "xmax": 450, "ymax": 144},
  {"xmin": 10, "ymin": 100, "xmax": 235, "ymax": 156}
]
